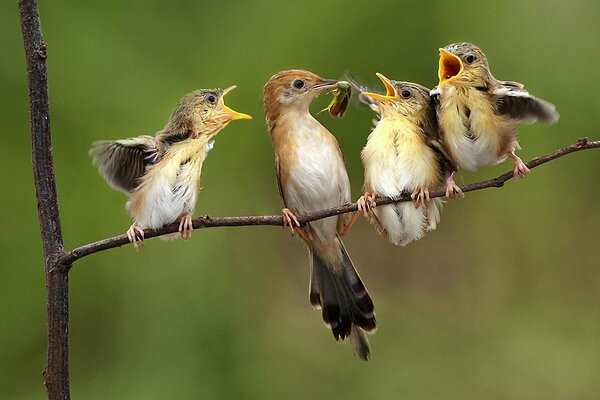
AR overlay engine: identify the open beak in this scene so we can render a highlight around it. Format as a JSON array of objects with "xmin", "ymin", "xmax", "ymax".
[
  {"xmin": 312, "ymin": 79, "xmax": 339, "ymax": 91},
  {"xmin": 221, "ymin": 85, "xmax": 252, "ymax": 121},
  {"xmin": 438, "ymin": 48, "xmax": 463, "ymax": 85},
  {"xmin": 361, "ymin": 73, "xmax": 396, "ymax": 102}
]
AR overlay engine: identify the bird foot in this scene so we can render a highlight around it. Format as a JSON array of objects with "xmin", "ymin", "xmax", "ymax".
[
  {"xmin": 281, "ymin": 208, "xmax": 312, "ymax": 243},
  {"xmin": 507, "ymin": 151, "xmax": 530, "ymax": 179},
  {"xmin": 126, "ymin": 224, "xmax": 145, "ymax": 250},
  {"xmin": 445, "ymin": 175, "xmax": 464, "ymax": 199},
  {"xmin": 411, "ymin": 187, "xmax": 430, "ymax": 208},
  {"xmin": 178, "ymin": 213, "xmax": 194, "ymax": 240},
  {"xmin": 357, "ymin": 192, "xmax": 378, "ymax": 216}
]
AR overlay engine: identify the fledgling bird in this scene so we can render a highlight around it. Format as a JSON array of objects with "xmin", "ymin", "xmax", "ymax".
[
  {"xmin": 264, "ymin": 70, "xmax": 376, "ymax": 361},
  {"xmin": 432, "ymin": 42, "xmax": 559, "ymax": 178},
  {"xmin": 91, "ymin": 87, "xmax": 251, "ymax": 248},
  {"xmin": 357, "ymin": 73, "xmax": 460, "ymax": 246}
]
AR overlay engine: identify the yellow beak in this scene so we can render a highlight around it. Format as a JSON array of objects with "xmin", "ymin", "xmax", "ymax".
[
  {"xmin": 361, "ymin": 73, "xmax": 396, "ymax": 102},
  {"xmin": 438, "ymin": 48, "xmax": 464, "ymax": 85},
  {"xmin": 221, "ymin": 85, "xmax": 252, "ymax": 121}
]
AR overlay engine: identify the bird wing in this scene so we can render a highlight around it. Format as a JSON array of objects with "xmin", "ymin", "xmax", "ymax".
[
  {"xmin": 90, "ymin": 135, "xmax": 159, "ymax": 194},
  {"xmin": 493, "ymin": 81, "xmax": 559, "ymax": 124},
  {"xmin": 429, "ymin": 87, "xmax": 441, "ymax": 116},
  {"xmin": 275, "ymin": 156, "xmax": 288, "ymax": 208}
]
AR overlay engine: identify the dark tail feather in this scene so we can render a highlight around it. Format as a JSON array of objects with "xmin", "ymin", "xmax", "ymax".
[{"xmin": 309, "ymin": 237, "xmax": 376, "ymax": 361}]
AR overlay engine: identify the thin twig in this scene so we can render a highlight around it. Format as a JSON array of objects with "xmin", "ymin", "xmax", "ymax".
[
  {"xmin": 63, "ymin": 137, "xmax": 599, "ymax": 266},
  {"xmin": 19, "ymin": 0, "xmax": 71, "ymax": 398}
]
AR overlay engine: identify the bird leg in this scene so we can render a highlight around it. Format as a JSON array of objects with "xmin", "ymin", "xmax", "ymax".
[
  {"xmin": 126, "ymin": 223, "xmax": 145, "ymax": 250},
  {"xmin": 445, "ymin": 171, "xmax": 464, "ymax": 198},
  {"xmin": 507, "ymin": 150, "xmax": 530, "ymax": 179},
  {"xmin": 357, "ymin": 191, "xmax": 378, "ymax": 216},
  {"xmin": 178, "ymin": 213, "xmax": 194, "ymax": 240},
  {"xmin": 339, "ymin": 193, "xmax": 374, "ymax": 235},
  {"xmin": 347, "ymin": 192, "xmax": 387, "ymax": 238},
  {"xmin": 281, "ymin": 208, "xmax": 312, "ymax": 243},
  {"xmin": 411, "ymin": 187, "xmax": 430, "ymax": 209}
]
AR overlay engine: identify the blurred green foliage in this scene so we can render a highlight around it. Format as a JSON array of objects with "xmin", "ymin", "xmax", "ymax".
[{"xmin": 2, "ymin": 0, "xmax": 600, "ymax": 398}]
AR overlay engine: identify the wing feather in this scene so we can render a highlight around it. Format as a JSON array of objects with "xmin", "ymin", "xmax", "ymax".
[
  {"xmin": 494, "ymin": 82, "xmax": 559, "ymax": 124},
  {"xmin": 90, "ymin": 136, "xmax": 158, "ymax": 194}
]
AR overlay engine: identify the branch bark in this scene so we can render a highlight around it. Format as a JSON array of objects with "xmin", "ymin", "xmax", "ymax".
[
  {"xmin": 19, "ymin": 0, "xmax": 71, "ymax": 399},
  {"xmin": 63, "ymin": 137, "xmax": 599, "ymax": 266}
]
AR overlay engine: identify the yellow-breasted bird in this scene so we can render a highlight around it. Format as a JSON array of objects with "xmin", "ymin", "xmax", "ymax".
[
  {"xmin": 357, "ymin": 73, "xmax": 461, "ymax": 246},
  {"xmin": 91, "ymin": 87, "xmax": 251, "ymax": 248},
  {"xmin": 264, "ymin": 70, "xmax": 376, "ymax": 360},
  {"xmin": 432, "ymin": 42, "xmax": 559, "ymax": 178}
]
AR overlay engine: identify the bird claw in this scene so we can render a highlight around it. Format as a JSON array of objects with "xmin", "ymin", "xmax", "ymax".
[
  {"xmin": 281, "ymin": 208, "xmax": 312, "ymax": 243},
  {"xmin": 178, "ymin": 213, "xmax": 194, "ymax": 240},
  {"xmin": 281, "ymin": 208, "xmax": 301, "ymax": 234},
  {"xmin": 507, "ymin": 151, "xmax": 530, "ymax": 179},
  {"xmin": 357, "ymin": 192, "xmax": 378, "ymax": 216},
  {"xmin": 513, "ymin": 159, "xmax": 530, "ymax": 179},
  {"xmin": 445, "ymin": 176, "xmax": 464, "ymax": 199},
  {"xmin": 411, "ymin": 188, "xmax": 430, "ymax": 208},
  {"xmin": 126, "ymin": 224, "xmax": 145, "ymax": 250}
]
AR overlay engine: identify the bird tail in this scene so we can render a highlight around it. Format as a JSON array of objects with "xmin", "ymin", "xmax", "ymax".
[{"xmin": 309, "ymin": 237, "xmax": 376, "ymax": 361}]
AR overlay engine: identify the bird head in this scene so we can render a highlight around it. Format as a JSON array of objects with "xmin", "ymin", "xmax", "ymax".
[
  {"xmin": 263, "ymin": 69, "xmax": 341, "ymax": 123},
  {"xmin": 361, "ymin": 73, "xmax": 432, "ymax": 120},
  {"xmin": 167, "ymin": 86, "xmax": 252, "ymax": 138},
  {"xmin": 437, "ymin": 42, "xmax": 491, "ymax": 88}
]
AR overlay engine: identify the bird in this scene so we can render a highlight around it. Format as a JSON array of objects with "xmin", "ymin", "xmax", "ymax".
[
  {"xmin": 263, "ymin": 69, "xmax": 376, "ymax": 360},
  {"xmin": 356, "ymin": 73, "xmax": 460, "ymax": 246},
  {"xmin": 431, "ymin": 42, "xmax": 559, "ymax": 178},
  {"xmin": 90, "ymin": 86, "xmax": 251, "ymax": 248}
]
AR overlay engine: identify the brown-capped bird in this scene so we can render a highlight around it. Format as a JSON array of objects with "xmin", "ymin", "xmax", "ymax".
[
  {"xmin": 432, "ymin": 42, "xmax": 559, "ymax": 178},
  {"xmin": 264, "ymin": 70, "xmax": 376, "ymax": 360},
  {"xmin": 356, "ymin": 73, "xmax": 461, "ymax": 246},
  {"xmin": 91, "ymin": 87, "xmax": 251, "ymax": 248}
]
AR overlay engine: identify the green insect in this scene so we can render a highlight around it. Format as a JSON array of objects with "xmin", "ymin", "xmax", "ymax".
[{"xmin": 318, "ymin": 80, "xmax": 352, "ymax": 118}]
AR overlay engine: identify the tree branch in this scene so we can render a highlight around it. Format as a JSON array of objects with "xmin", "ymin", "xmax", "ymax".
[
  {"xmin": 19, "ymin": 0, "xmax": 71, "ymax": 398},
  {"xmin": 63, "ymin": 137, "xmax": 599, "ymax": 266}
]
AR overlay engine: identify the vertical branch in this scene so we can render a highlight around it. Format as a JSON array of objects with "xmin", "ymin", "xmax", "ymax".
[{"xmin": 19, "ymin": 0, "xmax": 71, "ymax": 399}]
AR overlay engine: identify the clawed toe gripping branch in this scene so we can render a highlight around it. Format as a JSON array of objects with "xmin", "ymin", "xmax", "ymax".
[{"xmin": 19, "ymin": 0, "xmax": 599, "ymax": 398}]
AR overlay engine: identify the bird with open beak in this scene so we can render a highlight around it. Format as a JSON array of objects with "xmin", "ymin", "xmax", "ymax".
[
  {"xmin": 263, "ymin": 70, "xmax": 376, "ymax": 360},
  {"xmin": 91, "ymin": 87, "xmax": 251, "ymax": 248},
  {"xmin": 432, "ymin": 42, "xmax": 559, "ymax": 178},
  {"xmin": 356, "ymin": 73, "xmax": 461, "ymax": 246}
]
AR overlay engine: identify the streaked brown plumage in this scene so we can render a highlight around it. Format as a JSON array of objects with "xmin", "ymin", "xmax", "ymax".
[
  {"xmin": 432, "ymin": 42, "xmax": 559, "ymax": 178},
  {"xmin": 91, "ymin": 87, "xmax": 251, "ymax": 247},
  {"xmin": 264, "ymin": 70, "xmax": 376, "ymax": 361}
]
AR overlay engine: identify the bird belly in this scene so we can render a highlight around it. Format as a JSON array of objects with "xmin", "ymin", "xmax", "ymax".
[
  {"xmin": 127, "ymin": 143, "xmax": 207, "ymax": 229},
  {"xmin": 283, "ymin": 139, "xmax": 349, "ymax": 245},
  {"xmin": 363, "ymin": 121, "xmax": 442, "ymax": 246},
  {"xmin": 441, "ymin": 88, "xmax": 506, "ymax": 171}
]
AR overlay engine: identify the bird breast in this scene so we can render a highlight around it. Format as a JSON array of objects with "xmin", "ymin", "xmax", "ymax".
[
  {"xmin": 439, "ymin": 86, "xmax": 513, "ymax": 171},
  {"xmin": 362, "ymin": 118, "xmax": 441, "ymax": 196}
]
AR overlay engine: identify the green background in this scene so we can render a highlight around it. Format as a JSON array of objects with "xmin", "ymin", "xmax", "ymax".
[{"xmin": 2, "ymin": 0, "xmax": 600, "ymax": 398}]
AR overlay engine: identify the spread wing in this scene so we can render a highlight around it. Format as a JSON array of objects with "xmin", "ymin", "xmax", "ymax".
[
  {"xmin": 494, "ymin": 81, "xmax": 559, "ymax": 124},
  {"xmin": 90, "ymin": 135, "xmax": 159, "ymax": 194}
]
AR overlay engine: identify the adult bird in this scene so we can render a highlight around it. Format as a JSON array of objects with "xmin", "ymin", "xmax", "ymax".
[
  {"xmin": 357, "ymin": 73, "xmax": 460, "ymax": 246},
  {"xmin": 432, "ymin": 42, "xmax": 559, "ymax": 178},
  {"xmin": 91, "ymin": 87, "xmax": 251, "ymax": 248},
  {"xmin": 264, "ymin": 70, "xmax": 376, "ymax": 360}
]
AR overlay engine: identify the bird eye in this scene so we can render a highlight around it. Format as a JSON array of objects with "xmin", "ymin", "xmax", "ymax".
[
  {"xmin": 401, "ymin": 89, "xmax": 411, "ymax": 98},
  {"xmin": 293, "ymin": 79, "xmax": 305, "ymax": 89},
  {"xmin": 206, "ymin": 94, "xmax": 217, "ymax": 104},
  {"xmin": 465, "ymin": 54, "xmax": 475, "ymax": 64}
]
